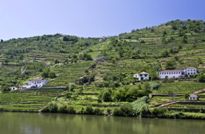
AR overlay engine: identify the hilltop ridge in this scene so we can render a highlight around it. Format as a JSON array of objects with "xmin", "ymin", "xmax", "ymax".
[{"xmin": 0, "ymin": 19, "xmax": 205, "ymax": 87}]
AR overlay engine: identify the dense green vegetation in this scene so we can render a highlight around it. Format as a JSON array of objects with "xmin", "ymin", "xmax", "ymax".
[{"xmin": 1, "ymin": 20, "xmax": 205, "ymax": 118}]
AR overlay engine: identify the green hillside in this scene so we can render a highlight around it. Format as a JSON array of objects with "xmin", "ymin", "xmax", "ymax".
[{"xmin": 1, "ymin": 20, "xmax": 205, "ymax": 118}]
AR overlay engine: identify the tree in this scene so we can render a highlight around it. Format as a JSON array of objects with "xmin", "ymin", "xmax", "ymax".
[
  {"xmin": 198, "ymin": 74, "xmax": 205, "ymax": 82},
  {"xmin": 185, "ymin": 94, "xmax": 189, "ymax": 100},
  {"xmin": 197, "ymin": 58, "xmax": 203, "ymax": 65},
  {"xmin": 140, "ymin": 40, "xmax": 145, "ymax": 43},
  {"xmin": 1, "ymin": 84, "xmax": 10, "ymax": 92},
  {"xmin": 49, "ymin": 72, "xmax": 56, "ymax": 78},
  {"xmin": 114, "ymin": 88, "xmax": 127, "ymax": 102},
  {"xmin": 183, "ymin": 35, "xmax": 188, "ymax": 43},
  {"xmin": 143, "ymin": 83, "xmax": 151, "ymax": 90},
  {"xmin": 54, "ymin": 59, "xmax": 60, "ymax": 64},
  {"xmin": 41, "ymin": 68, "xmax": 56, "ymax": 78},
  {"xmin": 41, "ymin": 68, "xmax": 50, "ymax": 78},
  {"xmin": 126, "ymin": 87, "xmax": 139, "ymax": 101},
  {"xmin": 63, "ymin": 36, "xmax": 78, "ymax": 42},
  {"xmin": 170, "ymin": 47, "xmax": 179, "ymax": 54},
  {"xmin": 79, "ymin": 53, "xmax": 93, "ymax": 61},
  {"xmin": 165, "ymin": 60, "xmax": 176, "ymax": 69},
  {"xmin": 163, "ymin": 31, "xmax": 167, "ymax": 37},
  {"xmin": 76, "ymin": 75, "xmax": 95, "ymax": 85},
  {"xmin": 66, "ymin": 83, "xmax": 76, "ymax": 92},
  {"xmin": 113, "ymin": 103, "xmax": 134, "ymax": 117},
  {"xmin": 3, "ymin": 59, "xmax": 9, "ymax": 65},
  {"xmin": 161, "ymin": 50, "xmax": 169, "ymax": 58},
  {"xmin": 178, "ymin": 45, "xmax": 183, "ymax": 50},
  {"xmin": 99, "ymin": 90, "xmax": 113, "ymax": 102}
]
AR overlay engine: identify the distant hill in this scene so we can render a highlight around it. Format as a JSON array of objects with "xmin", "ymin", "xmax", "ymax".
[{"xmin": 0, "ymin": 19, "xmax": 205, "ymax": 88}]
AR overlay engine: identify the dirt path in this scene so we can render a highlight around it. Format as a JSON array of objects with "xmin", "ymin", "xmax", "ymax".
[
  {"xmin": 192, "ymin": 88, "xmax": 205, "ymax": 95},
  {"xmin": 157, "ymin": 101, "xmax": 178, "ymax": 108}
]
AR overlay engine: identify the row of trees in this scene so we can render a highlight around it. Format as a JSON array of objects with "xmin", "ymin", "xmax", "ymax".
[{"xmin": 98, "ymin": 83, "xmax": 152, "ymax": 102}]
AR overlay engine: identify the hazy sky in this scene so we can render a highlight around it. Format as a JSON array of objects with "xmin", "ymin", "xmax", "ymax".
[{"xmin": 0, "ymin": 0, "xmax": 205, "ymax": 39}]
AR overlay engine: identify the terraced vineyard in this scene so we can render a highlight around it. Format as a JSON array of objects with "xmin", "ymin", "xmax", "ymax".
[
  {"xmin": 1, "ymin": 20, "xmax": 205, "ymax": 118},
  {"xmin": 0, "ymin": 89, "xmax": 64, "ymax": 112}
]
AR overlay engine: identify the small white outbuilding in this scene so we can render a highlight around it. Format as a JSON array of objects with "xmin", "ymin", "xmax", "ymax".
[
  {"xmin": 189, "ymin": 94, "xmax": 198, "ymax": 101},
  {"xmin": 133, "ymin": 72, "xmax": 150, "ymax": 81},
  {"xmin": 10, "ymin": 87, "xmax": 18, "ymax": 91}
]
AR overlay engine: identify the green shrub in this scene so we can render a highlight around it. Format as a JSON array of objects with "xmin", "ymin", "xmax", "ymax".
[
  {"xmin": 161, "ymin": 50, "xmax": 169, "ymax": 58},
  {"xmin": 99, "ymin": 90, "xmax": 113, "ymax": 102},
  {"xmin": 66, "ymin": 83, "xmax": 76, "ymax": 92},
  {"xmin": 93, "ymin": 108, "xmax": 103, "ymax": 115},
  {"xmin": 63, "ymin": 35, "xmax": 78, "ymax": 42},
  {"xmin": 66, "ymin": 106, "xmax": 76, "ymax": 114},
  {"xmin": 113, "ymin": 85, "xmax": 151, "ymax": 102},
  {"xmin": 106, "ymin": 109, "xmax": 112, "ymax": 115},
  {"xmin": 165, "ymin": 59, "xmax": 176, "ymax": 69},
  {"xmin": 1, "ymin": 85, "xmax": 11, "ymax": 92},
  {"xmin": 113, "ymin": 104, "xmax": 135, "ymax": 117},
  {"xmin": 113, "ymin": 88, "xmax": 128, "ymax": 102},
  {"xmin": 49, "ymin": 72, "xmax": 57, "ymax": 78},
  {"xmin": 76, "ymin": 75, "xmax": 95, "ymax": 85},
  {"xmin": 152, "ymin": 108, "xmax": 167, "ymax": 116},
  {"xmin": 131, "ymin": 96, "xmax": 149, "ymax": 114},
  {"xmin": 151, "ymin": 82, "xmax": 161, "ymax": 90},
  {"xmin": 42, "ymin": 102, "xmax": 76, "ymax": 114},
  {"xmin": 58, "ymin": 104, "xmax": 67, "ymax": 113},
  {"xmin": 175, "ymin": 112, "xmax": 185, "ymax": 119},
  {"xmin": 84, "ymin": 106, "xmax": 94, "ymax": 114},
  {"xmin": 41, "ymin": 68, "xmax": 56, "ymax": 79},
  {"xmin": 82, "ymin": 106, "xmax": 103, "ymax": 115},
  {"xmin": 170, "ymin": 47, "xmax": 179, "ymax": 54},
  {"xmin": 198, "ymin": 74, "xmax": 205, "ymax": 82},
  {"xmin": 46, "ymin": 102, "xmax": 58, "ymax": 113},
  {"xmin": 79, "ymin": 53, "xmax": 93, "ymax": 61}
]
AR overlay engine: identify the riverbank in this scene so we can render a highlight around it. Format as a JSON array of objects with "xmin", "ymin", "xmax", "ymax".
[
  {"xmin": 2, "ymin": 108, "xmax": 205, "ymax": 120},
  {"xmin": 1, "ymin": 89, "xmax": 205, "ymax": 120}
]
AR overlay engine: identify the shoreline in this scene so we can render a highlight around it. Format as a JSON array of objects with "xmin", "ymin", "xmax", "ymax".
[{"xmin": 1, "ymin": 108, "xmax": 205, "ymax": 120}]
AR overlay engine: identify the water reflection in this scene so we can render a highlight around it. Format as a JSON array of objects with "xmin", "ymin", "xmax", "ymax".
[{"xmin": 0, "ymin": 113, "xmax": 204, "ymax": 134}]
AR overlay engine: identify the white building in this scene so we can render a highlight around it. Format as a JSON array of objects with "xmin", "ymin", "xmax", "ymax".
[
  {"xmin": 22, "ymin": 79, "xmax": 47, "ymax": 90},
  {"xmin": 159, "ymin": 67, "xmax": 198, "ymax": 79},
  {"xmin": 189, "ymin": 94, "xmax": 198, "ymax": 101},
  {"xmin": 159, "ymin": 70, "xmax": 183, "ymax": 79},
  {"xmin": 133, "ymin": 72, "xmax": 150, "ymax": 81},
  {"xmin": 10, "ymin": 87, "xmax": 18, "ymax": 91},
  {"xmin": 183, "ymin": 67, "xmax": 198, "ymax": 76}
]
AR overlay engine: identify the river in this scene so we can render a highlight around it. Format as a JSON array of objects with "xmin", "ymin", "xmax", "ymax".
[{"xmin": 0, "ymin": 113, "xmax": 204, "ymax": 134}]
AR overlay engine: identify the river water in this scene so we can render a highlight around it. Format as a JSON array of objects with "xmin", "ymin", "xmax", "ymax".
[{"xmin": 0, "ymin": 113, "xmax": 204, "ymax": 134}]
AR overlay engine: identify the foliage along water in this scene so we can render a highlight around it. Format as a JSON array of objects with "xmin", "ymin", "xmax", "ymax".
[{"xmin": 0, "ymin": 112, "xmax": 204, "ymax": 134}]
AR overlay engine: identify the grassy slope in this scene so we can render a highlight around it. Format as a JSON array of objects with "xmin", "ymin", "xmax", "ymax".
[
  {"xmin": 48, "ymin": 61, "xmax": 94, "ymax": 86},
  {"xmin": 0, "ymin": 89, "xmax": 64, "ymax": 112},
  {"xmin": 0, "ymin": 20, "xmax": 205, "ymax": 115}
]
